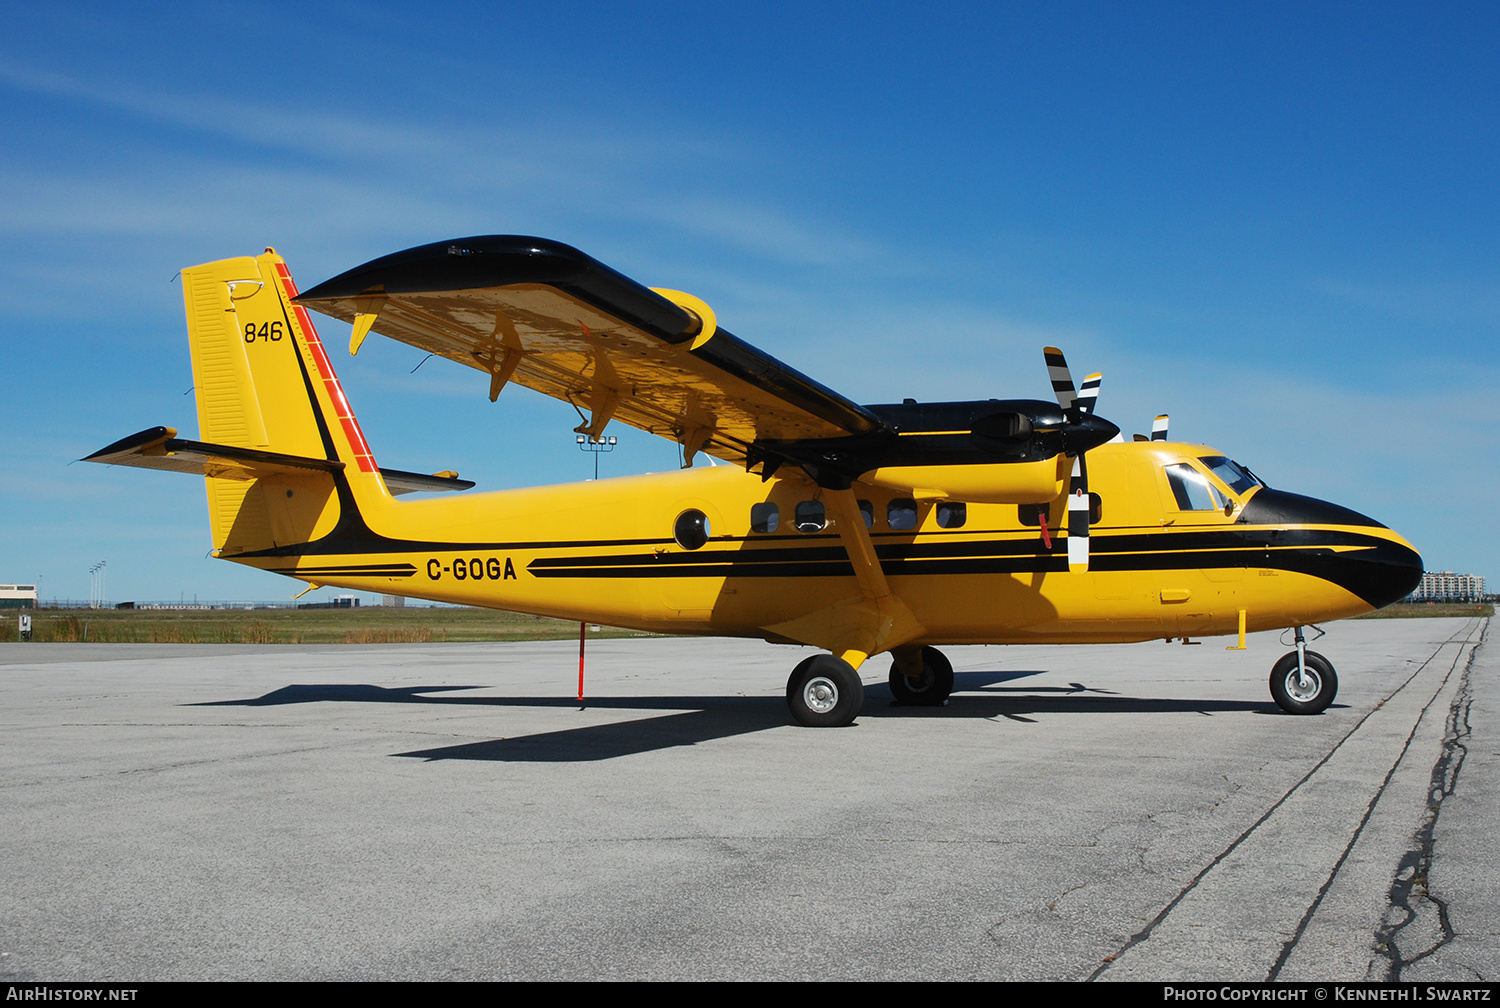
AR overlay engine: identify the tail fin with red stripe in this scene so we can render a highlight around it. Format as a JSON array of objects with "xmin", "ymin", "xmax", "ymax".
[{"xmin": 177, "ymin": 248, "xmax": 387, "ymax": 555}]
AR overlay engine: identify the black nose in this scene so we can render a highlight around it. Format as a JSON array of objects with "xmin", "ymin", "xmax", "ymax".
[
  {"xmin": 1060, "ymin": 412, "xmax": 1120, "ymax": 456},
  {"xmin": 1239, "ymin": 489, "xmax": 1423, "ymax": 609},
  {"xmin": 1333, "ymin": 534, "xmax": 1423, "ymax": 609}
]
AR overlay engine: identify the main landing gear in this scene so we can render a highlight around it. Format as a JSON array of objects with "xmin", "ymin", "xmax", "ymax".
[
  {"xmin": 786, "ymin": 654, "xmax": 864, "ymax": 727},
  {"xmin": 888, "ymin": 645, "xmax": 954, "ymax": 706},
  {"xmin": 785, "ymin": 645, "xmax": 959, "ymax": 726},
  {"xmin": 1269, "ymin": 625, "xmax": 1338, "ymax": 715}
]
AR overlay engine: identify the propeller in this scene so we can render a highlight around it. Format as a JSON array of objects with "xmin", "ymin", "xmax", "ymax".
[
  {"xmin": 1077, "ymin": 372, "xmax": 1102, "ymax": 415},
  {"xmin": 1042, "ymin": 347, "xmax": 1098, "ymax": 572},
  {"xmin": 1132, "ymin": 414, "xmax": 1171, "ymax": 442}
]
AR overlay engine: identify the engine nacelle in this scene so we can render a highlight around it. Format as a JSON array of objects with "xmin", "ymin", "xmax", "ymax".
[{"xmin": 861, "ymin": 455, "xmax": 1068, "ymax": 504}]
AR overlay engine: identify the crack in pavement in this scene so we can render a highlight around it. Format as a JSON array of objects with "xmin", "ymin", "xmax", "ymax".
[
  {"xmin": 1090, "ymin": 619, "xmax": 1486, "ymax": 982},
  {"xmin": 1373, "ymin": 621, "xmax": 1482, "ymax": 979}
]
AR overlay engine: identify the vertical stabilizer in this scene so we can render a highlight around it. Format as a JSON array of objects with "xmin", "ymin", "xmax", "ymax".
[{"xmin": 181, "ymin": 250, "xmax": 388, "ymax": 554}]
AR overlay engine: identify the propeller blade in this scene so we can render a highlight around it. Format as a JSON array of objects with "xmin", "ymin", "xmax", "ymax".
[
  {"xmin": 1151, "ymin": 414, "xmax": 1169, "ymax": 441},
  {"xmin": 1067, "ymin": 455, "xmax": 1090, "ymax": 571},
  {"xmin": 1043, "ymin": 346, "xmax": 1078, "ymax": 414},
  {"xmin": 1041, "ymin": 346, "xmax": 1102, "ymax": 572},
  {"xmin": 1077, "ymin": 372, "xmax": 1102, "ymax": 415}
]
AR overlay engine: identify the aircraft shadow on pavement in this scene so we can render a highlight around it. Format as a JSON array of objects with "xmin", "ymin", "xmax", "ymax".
[{"xmin": 191, "ymin": 670, "xmax": 1278, "ymax": 762}]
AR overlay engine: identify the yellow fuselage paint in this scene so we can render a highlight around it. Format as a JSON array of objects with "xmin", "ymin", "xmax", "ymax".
[{"xmin": 227, "ymin": 439, "xmax": 1412, "ymax": 647}]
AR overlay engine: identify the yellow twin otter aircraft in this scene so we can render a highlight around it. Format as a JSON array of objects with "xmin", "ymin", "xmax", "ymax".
[{"xmin": 87, "ymin": 236, "xmax": 1423, "ymax": 727}]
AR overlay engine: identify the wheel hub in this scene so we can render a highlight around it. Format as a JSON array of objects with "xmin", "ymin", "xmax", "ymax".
[
  {"xmin": 803, "ymin": 677, "xmax": 839, "ymax": 713},
  {"xmin": 1286, "ymin": 670, "xmax": 1321, "ymax": 703}
]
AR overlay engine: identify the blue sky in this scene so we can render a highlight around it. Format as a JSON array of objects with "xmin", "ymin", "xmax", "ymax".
[{"xmin": 2, "ymin": 1, "xmax": 1496, "ymax": 604}]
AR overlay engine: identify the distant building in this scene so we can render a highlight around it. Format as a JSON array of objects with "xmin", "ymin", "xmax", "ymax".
[
  {"xmin": 296, "ymin": 595, "xmax": 362, "ymax": 611},
  {"xmin": 0, "ymin": 585, "xmax": 37, "ymax": 609},
  {"xmin": 382, "ymin": 595, "xmax": 407, "ymax": 608},
  {"xmin": 1410, "ymin": 572, "xmax": 1485, "ymax": 602}
]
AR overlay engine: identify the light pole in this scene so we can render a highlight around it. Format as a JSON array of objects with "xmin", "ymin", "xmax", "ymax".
[
  {"xmin": 88, "ymin": 561, "xmax": 106, "ymax": 609},
  {"xmin": 576, "ymin": 434, "xmax": 617, "ymax": 480}
]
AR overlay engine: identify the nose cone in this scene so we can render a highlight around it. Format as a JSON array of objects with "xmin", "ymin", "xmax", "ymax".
[
  {"xmin": 1240, "ymin": 489, "xmax": 1423, "ymax": 610},
  {"xmin": 1061, "ymin": 412, "xmax": 1121, "ymax": 456},
  {"xmin": 1338, "ymin": 531, "xmax": 1424, "ymax": 610}
]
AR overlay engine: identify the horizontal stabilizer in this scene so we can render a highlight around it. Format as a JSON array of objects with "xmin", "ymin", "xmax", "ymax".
[
  {"xmin": 84, "ymin": 427, "xmax": 340, "ymax": 479},
  {"xmin": 378, "ymin": 468, "xmax": 476, "ymax": 495},
  {"xmin": 84, "ymin": 427, "xmax": 473, "ymax": 494}
]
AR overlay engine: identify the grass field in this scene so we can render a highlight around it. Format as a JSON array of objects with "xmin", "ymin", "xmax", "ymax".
[
  {"xmin": 0, "ymin": 600, "xmax": 1487, "ymax": 644},
  {"xmin": 0, "ymin": 606, "xmax": 661, "ymax": 644},
  {"xmin": 1354, "ymin": 602, "xmax": 1492, "ymax": 620}
]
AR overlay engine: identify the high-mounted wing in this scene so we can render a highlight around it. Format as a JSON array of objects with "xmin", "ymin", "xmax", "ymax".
[{"xmin": 294, "ymin": 236, "xmax": 886, "ymax": 467}]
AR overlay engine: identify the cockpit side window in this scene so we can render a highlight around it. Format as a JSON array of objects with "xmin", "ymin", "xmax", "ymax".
[
  {"xmin": 1199, "ymin": 456, "xmax": 1261, "ymax": 495},
  {"xmin": 1166, "ymin": 463, "xmax": 1228, "ymax": 511}
]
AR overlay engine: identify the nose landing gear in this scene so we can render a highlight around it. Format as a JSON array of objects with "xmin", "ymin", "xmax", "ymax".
[{"xmin": 1269, "ymin": 625, "xmax": 1338, "ymax": 714}]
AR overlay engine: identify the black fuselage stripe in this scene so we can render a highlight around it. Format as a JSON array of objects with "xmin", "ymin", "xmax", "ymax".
[
  {"xmin": 254, "ymin": 529, "xmax": 1396, "ymax": 573},
  {"xmin": 523, "ymin": 551, "xmax": 1337, "ymax": 579},
  {"xmin": 232, "ymin": 522, "xmax": 1384, "ymax": 561}
]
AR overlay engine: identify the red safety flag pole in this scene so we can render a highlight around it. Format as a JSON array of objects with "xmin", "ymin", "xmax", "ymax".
[{"xmin": 577, "ymin": 621, "xmax": 586, "ymax": 702}]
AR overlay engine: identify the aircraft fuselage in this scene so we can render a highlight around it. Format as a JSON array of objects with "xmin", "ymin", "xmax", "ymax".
[{"xmin": 221, "ymin": 441, "xmax": 1421, "ymax": 648}]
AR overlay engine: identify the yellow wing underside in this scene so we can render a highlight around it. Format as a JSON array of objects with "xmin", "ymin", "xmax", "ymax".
[{"xmin": 299, "ymin": 283, "xmax": 856, "ymax": 465}]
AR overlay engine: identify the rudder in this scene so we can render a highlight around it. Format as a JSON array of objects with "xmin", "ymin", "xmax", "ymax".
[{"xmin": 182, "ymin": 250, "xmax": 383, "ymax": 554}]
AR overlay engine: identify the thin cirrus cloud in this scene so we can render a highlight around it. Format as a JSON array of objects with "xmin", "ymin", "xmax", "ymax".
[{"xmin": 0, "ymin": 61, "xmax": 885, "ymax": 297}]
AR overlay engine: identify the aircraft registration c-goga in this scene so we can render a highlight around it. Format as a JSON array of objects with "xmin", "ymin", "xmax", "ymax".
[{"xmin": 87, "ymin": 237, "xmax": 1424, "ymax": 727}]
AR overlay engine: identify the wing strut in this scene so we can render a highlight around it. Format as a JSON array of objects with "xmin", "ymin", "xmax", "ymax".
[
  {"xmin": 826, "ymin": 490, "xmax": 891, "ymax": 603},
  {"xmin": 763, "ymin": 488, "xmax": 924, "ymax": 669}
]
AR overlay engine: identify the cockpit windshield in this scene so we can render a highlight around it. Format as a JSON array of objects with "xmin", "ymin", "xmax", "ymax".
[{"xmin": 1199, "ymin": 456, "xmax": 1262, "ymax": 495}]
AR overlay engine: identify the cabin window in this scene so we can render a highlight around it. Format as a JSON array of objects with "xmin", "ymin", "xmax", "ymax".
[
  {"xmin": 936, "ymin": 502, "xmax": 967, "ymax": 528},
  {"xmin": 887, "ymin": 499, "xmax": 918, "ymax": 531},
  {"xmin": 795, "ymin": 501, "xmax": 826, "ymax": 533},
  {"xmin": 1166, "ymin": 464, "xmax": 1227, "ymax": 511},
  {"xmin": 750, "ymin": 502, "xmax": 779, "ymax": 533},
  {"xmin": 674, "ymin": 509, "xmax": 711, "ymax": 550},
  {"xmin": 1020, "ymin": 498, "xmax": 1100, "ymax": 525},
  {"xmin": 858, "ymin": 499, "xmax": 874, "ymax": 529}
]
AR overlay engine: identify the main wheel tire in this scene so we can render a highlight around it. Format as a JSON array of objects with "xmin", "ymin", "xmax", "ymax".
[
  {"xmin": 1269, "ymin": 650, "xmax": 1338, "ymax": 715},
  {"xmin": 786, "ymin": 654, "xmax": 864, "ymax": 727},
  {"xmin": 888, "ymin": 646, "xmax": 954, "ymax": 706}
]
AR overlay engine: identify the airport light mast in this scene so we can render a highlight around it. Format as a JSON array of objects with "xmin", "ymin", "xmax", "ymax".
[{"xmin": 576, "ymin": 434, "xmax": 617, "ymax": 480}]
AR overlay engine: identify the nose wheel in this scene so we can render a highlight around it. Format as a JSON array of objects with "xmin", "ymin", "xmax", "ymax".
[{"xmin": 1269, "ymin": 650, "xmax": 1337, "ymax": 714}]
